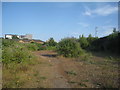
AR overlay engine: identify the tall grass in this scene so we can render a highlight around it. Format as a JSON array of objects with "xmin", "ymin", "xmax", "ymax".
[
  {"xmin": 2, "ymin": 39, "xmax": 37, "ymax": 64},
  {"xmin": 2, "ymin": 39, "xmax": 38, "ymax": 88}
]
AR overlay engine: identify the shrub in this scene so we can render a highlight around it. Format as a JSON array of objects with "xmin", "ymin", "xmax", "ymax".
[
  {"xmin": 2, "ymin": 39, "xmax": 16, "ymax": 47},
  {"xmin": 24, "ymin": 43, "xmax": 39, "ymax": 51},
  {"xmin": 2, "ymin": 43, "xmax": 34, "ymax": 64},
  {"xmin": 57, "ymin": 38, "xmax": 83, "ymax": 57},
  {"xmin": 45, "ymin": 37, "xmax": 57, "ymax": 46},
  {"xmin": 2, "ymin": 40, "xmax": 34, "ymax": 64},
  {"xmin": 78, "ymin": 35, "xmax": 89, "ymax": 49},
  {"xmin": 31, "ymin": 42, "xmax": 44, "ymax": 50},
  {"xmin": 87, "ymin": 34, "xmax": 98, "ymax": 46},
  {"xmin": 45, "ymin": 46, "xmax": 56, "ymax": 50}
]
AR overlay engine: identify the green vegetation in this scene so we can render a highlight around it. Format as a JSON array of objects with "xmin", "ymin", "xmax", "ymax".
[
  {"xmin": 34, "ymin": 37, "xmax": 58, "ymax": 51},
  {"xmin": 57, "ymin": 38, "xmax": 83, "ymax": 57},
  {"xmin": 90, "ymin": 31, "xmax": 120, "ymax": 54},
  {"xmin": 2, "ymin": 29, "xmax": 119, "ymax": 88},
  {"xmin": 65, "ymin": 70, "xmax": 77, "ymax": 76},
  {"xmin": 78, "ymin": 35, "xmax": 89, "ymax": 49},
  {"xmin": 24, "ymin": 43, "xmax": 39, "ymax": 51},
  {"xmin": 78, "ymin": 82, "xmax": 87, "ymax": 87},
  {"xmin": 68, "ymin": 81, "xmax": 77, "ymax": 84},
  {"xmin": 2, "ymin": 39, "xmax": 38, "ymax": 64},
  {"xmin": 55, "ymin": 34, "xmax": 97, "ymax": 58},
  {"xmin": 45, "ymin": 37, "xmax": 57, "ymax": 46},
  {"xmin": 56, "ymin": 30, "xmax": 120, "ymax": 57},
  {"xmin": 2, "ymin": 39, "xmax": 16, "ymax": 47},
  {"xmin": 2, "ymin": 39, "xmax": 39, "ymax": 88},
  {"xmin": 12, "ymin": 35, "xmax": 19, "ymax": 39},
  {"xmin": 40, "ymin": 76, "xmax": 46, "ymax": 80}
]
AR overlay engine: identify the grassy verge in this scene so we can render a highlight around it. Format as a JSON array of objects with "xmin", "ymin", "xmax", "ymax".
[{"xmin": 2, "ymin": 39, "xmax": 39, "ymax": 88}]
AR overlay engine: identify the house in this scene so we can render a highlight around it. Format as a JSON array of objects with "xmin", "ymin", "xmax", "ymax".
[
  {"xmin": 4, "ymin": 34, "xmax": 44, "ymax": 44},
  {"xmin": 5, "ymin": 34, "xmax": 32, "ymax": 40},
  {"xmin": 19, "ymin": 34, "xmax": 32, "ymax": 39},
  {"xmin": 5, "ymin": 34, "xmax": 16, "ymax": 39},
  {"xmin": 5, "ymin": 34, "xmax": 22, "ymax": 39}
]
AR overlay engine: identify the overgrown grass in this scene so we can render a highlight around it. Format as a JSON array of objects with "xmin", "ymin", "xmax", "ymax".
[
  {"xmin": 24, "ymin": 43, "xmax": 39, "ymax": 51},
  {"xmin": 2, "ymin": 39, "xmax": 38, "ymax": 88},
  {"xmin": 2, "ymin": 44, "xmax": 36, "ymax": 64},
  {"xmin": 76, "ymin": 52, "xmax": 93, "ymax": 62}
]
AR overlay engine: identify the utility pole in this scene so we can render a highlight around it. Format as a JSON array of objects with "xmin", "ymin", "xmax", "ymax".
[{"xmin": 95, "ymin": 27, "xmax": 98, "ymax": 37}]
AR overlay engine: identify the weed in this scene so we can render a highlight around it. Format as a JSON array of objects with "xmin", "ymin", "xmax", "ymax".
[
  {"xmin": 78, "ymin": 82, "xmax": 87, "ymax": 87},
  {"xmin": 49, "ymin": 64, "xmax": 53, "ymax": 66},
  {"xmin": 68, "ymin": 81, "xmax": 77, "ymax": 84},
  {"xmin": 82, "ymin": 80, "xmax": 89, "ymax": 82},
  {"xmin": 34, "ymin": 73, "xmax": 39, "ymax": 77},
  {"xmin": 40, "ymin": 76, "xmax": 46, "ymax": 80},
  {"xmin": 65, "ymin": 70, "xmax": 77, "ymax": 76}
]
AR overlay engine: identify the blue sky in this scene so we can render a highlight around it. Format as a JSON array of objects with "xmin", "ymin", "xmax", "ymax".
[{"xmin": 2, "ymin": 2, "xmax": 118, "ymax": 41}]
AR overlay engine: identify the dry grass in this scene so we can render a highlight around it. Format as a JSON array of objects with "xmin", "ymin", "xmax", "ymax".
[
  {"xmin": 2, "ymin": 56, "xmax": 40, "ymax": 88},
  {"xmin": 2, "ymin": 50, "xmax": 119, "ymax": 88}
]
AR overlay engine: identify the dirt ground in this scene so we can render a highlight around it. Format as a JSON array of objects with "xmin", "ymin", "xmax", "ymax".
[{"xmin": 20, "ymin": 50, "xmax": 119, "ymax": 88}]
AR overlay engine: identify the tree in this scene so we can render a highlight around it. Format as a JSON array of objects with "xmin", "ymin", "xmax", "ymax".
[
  {"xmin": 47, "ymin": 37, "xmax": 57, "ymax": 46},
  {"xmin": 87, "ymin": 34, "xmax": 98, "ymax": 45}
]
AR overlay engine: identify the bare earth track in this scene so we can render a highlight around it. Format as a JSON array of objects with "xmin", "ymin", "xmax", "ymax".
[{"xmin": 22, "ymin": 50, "xmax": 119, "ymax": 88}]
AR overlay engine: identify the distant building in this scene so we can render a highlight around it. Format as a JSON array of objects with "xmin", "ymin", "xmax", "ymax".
[
  {"xmin": 5, "ymin": 34, "xmax": 32, "ymax": 40},
  {"xmin": 24, "ymin": 34, "xmax": 32, "ymax": 39},
  {"xmin": 5, "ymin": 34, "xmax": 16, "ymax": 39}
]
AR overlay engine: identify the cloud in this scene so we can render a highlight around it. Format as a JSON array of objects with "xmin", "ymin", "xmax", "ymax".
[
  {"xmin": 83, "ymin": 5, "xmax": 118, "ymax": 16},
  {"xmin": 84, "ymin": 11, "xmax": 91, "ymax": 16},
  {"xmin": 77, "ymin": 22, "xmax": 89, "ymax": 27},
  {"xmin": 71, "ymin": 32, "xmax": 80, "ymax": 38},
  {"xmin": 72, "ymin": 32, "xmax": 80, "ymax": 35},
  {"xmin": 97, "ymin": 25, "xmax": 117, "ymax": 37},
  {"xmin": 104, "ymin": 29, "xmax": 113, "ymax": 35}
]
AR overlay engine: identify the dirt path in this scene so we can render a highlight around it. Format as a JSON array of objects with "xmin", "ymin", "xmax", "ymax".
[
  {"xmin": 22, "ymin": 50, "xmax": 119, "ymax": 88},
  {"xmin": 34, "ymin": 50, "xmax": 71, "ymax": 88},
  {"xmin": 22, "ymin": 50, "xmax": 72, "ymax": 88}
]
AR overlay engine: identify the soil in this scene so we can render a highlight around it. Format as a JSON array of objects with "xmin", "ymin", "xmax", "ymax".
[{"xmin": 21, "ymin": 50, "xmax": 119, "ymax": 88}]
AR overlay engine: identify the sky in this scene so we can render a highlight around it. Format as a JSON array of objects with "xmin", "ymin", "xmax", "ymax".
[{"xmin": 2, "ymin": 2, "xmax": 118, "ymax": 41}]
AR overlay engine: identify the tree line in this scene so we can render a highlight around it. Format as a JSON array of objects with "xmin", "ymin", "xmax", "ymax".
[{"xmin": 43, "ymin": 30, "xmax": 120, "ymax": 57}]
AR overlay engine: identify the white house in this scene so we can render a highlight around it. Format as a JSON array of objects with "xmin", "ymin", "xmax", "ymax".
[
  {"xmin": 5, "ymin": 34, "xmax": 32, "ymax": 39},
  {"xmin": 5, "ymin": 34, "xmax": 13, "ymax": 39}
]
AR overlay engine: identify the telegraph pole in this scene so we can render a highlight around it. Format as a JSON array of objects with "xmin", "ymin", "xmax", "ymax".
[{"xmin": 95, "ymin": 27, "xmax": 98, "ymax": 37}]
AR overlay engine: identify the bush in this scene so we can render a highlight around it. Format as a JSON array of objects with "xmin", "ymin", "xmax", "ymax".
[
  {"xmin": 87, "ymin": 34, "xmax": 98, "ymax": 46},
  {"xmin": 24, "ymin": 43, "xmax": 39, "ymax": 51},
  {"xmin": 45, "ymin": 37, "xmax": 57, "ymax": 46},
  {"xmin": 2, "ymin": 39, "xmax": 37, "ymax": 64},
  {"xmin": 2, "ymin": 39, "xmax": 16, "ymax": 47},
  {"xmin": 57, "ymin": 38, "xmax": 83, "ymax": 57},
  {"xmin": 30, "ymin": 42, "xmax": 44, "ymax": 50},
  {"xmin": 89, "ymin": 32, "xmax": 120, "ymax": 54},
  {"xmin": 45, "ymin": 46, "xmax": 56, "ymax": 50},
  {"xmin": 2, "ymin": 44, "xmax": 33, "ymax": 64},
  {"xmin": 78, "ymin": 35, "xmax": 89, "ymax": 49}
]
